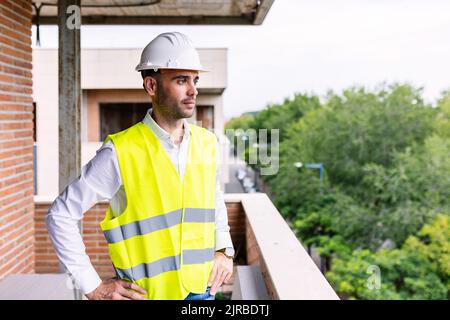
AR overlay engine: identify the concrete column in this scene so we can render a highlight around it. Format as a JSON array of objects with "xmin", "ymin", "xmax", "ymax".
[{"xmin": 58, "ymin": 0, "xmax": 82, "ymax": 300}]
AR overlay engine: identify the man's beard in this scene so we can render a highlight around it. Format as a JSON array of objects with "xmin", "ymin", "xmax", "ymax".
[{"xmin": 155, "ymin": 83, "xmax": 194, "ymax": 120}]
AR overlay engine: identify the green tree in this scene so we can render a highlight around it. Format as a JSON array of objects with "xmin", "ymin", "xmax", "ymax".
[
  {"xmin": 326, "ymin": 214, "xmax": 450, "ymax": 300},
  {"xmin": 251, "ymin": 93, "xmax": 321, "ymax": 143},
  {"xmin": 434, "ymin": 89, "xmax": 450, "ymax": 138},
  {"xmin": 356, "ymin": 134, "xmax": 450, "ymax": 246},
  {"xmin": 226, "ymin": 93, "xmax": 322, "ymax": 185},
  {"xmin": 224, "ymin": 114, "xmax": 256, "ymax": 131},
  {"xmin": 230, "ymin": 84, "xmax": 450, "ymax": 299},
  {"xmin": 269, "ymin": 84, "xmax": 442, "ymax": 249},
  {"xmin": 278, "ymin": 84, "xmax": 436, "ymax": 190}
]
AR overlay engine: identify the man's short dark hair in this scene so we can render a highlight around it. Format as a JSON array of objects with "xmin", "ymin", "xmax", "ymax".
[
  {"xmin": 141, "ymin": 69, "xmax": 160, "ymax": 93},
  {"xmin": 141, "ymin": 69, "xmax": 160, "ymax": 80}
]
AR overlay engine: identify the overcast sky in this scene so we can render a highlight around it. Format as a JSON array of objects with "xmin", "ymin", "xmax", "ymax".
[{"xmin": 32, "ymin": 0, "xmax": 450, "ymax": 119}]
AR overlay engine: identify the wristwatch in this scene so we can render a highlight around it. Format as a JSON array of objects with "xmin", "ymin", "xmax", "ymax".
[{"xmin": 216, "ymin": 247, "xmax": 235, "ymax": 259}]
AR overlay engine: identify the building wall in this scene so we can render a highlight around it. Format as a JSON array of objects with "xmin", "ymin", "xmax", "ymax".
[
  {"xmin": 34, "ymin": 201, "xmax": 114, "ymax": 278},
  {"xmin": 0, "ymin": 0, "xmax": 35, "ymax": 279},
  {"xmin": 32, "ymin": 50, "xmax": 58, "ymax": 199},
  {"xmin": 79, "ymin": 48, "xmax": 227, "ymax": 91},
  {"xmin": 34, "ymin": 200, "xmax": 244, "ymax": 278}
]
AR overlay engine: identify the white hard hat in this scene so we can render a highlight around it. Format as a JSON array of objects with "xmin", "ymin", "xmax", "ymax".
[{"xmin": 135, "ymin": 32, "xmax": 207, "ymax": 72}]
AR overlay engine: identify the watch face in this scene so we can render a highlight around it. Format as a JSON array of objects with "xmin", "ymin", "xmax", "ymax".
[{"xmin": 225, "ymin": 248, "xmax": 235, "ymax": 258}]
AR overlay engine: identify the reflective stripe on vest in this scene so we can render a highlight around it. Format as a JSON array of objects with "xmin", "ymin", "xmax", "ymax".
[
  {"xmin": 114, "ymin": 248, "xmax": 215, "ymax": 281},
  {"xmin": 104, "ymin": 208, "xmax": 215, "ymax": 244},
  {"xmin": 100, "ymin": 122, "xmax": 217, "ymax": 300}
]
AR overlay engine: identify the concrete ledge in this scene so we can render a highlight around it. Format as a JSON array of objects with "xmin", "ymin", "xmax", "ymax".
[
  {"xmin": 0, "ymin": 274, "xmax": 76, "ymax": 300},
  {"xmin": 225, "ymin": 193, "xmax": 339, "ymax": 300},
  {"xmin": 231, "ymin": 265, "xmax": 270, "ymax": 300}
]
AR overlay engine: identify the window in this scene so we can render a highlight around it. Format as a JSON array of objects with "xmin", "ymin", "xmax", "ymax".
[{"xmin": 99, "ymin": 103, "xmax": 150, "ymax": 141}]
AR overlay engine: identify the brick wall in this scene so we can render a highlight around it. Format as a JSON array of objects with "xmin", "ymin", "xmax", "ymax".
[
  {"xmin": 0, "ymin": 0, "xmax": 34, "ymax": 279},
  {"xmin": 34, "ymin": 201, "xmax": 247, "ymax": 279},
  {"xmin": 35, "ymin": 202, "xmax": 115, "ymax": 279},
  {"xmin": 226, "ymin": 201, "xmax": 246, "ymax": 264}
]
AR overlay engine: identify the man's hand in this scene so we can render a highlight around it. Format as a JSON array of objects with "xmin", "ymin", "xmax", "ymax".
[
  {"xmin": 208, "ymin": 251, "xmax": 233, "ymax": 295},
  {"xmin": 85, "ymin": 278, "xmax": 148, "ymax": 300}
]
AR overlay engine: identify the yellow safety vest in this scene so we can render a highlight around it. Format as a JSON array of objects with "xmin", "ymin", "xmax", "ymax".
[{"xmin": 100, "ymin": 121, "xmax": 217, "ymax": 300}]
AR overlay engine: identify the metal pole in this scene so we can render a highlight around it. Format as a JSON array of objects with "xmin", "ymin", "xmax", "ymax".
[
  {"xmin": 320, "ymin": 256, "xmax": 326, "ymax": 274},
  {"xmin": 58, "ymin": 0, "xmax": 82, "ymax": 300},
  {"xmin": 318, "ymin": 163, "xmax": 324, "ymax": 194}
]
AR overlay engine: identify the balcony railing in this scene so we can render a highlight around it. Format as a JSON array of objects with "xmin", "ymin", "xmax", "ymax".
[{"xmin": 225, "ymin": 193, "xmax": 339, "ymax": 300}]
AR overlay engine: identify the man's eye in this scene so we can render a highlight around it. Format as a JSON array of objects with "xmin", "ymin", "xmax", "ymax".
[{"xmin": 177, "ymin": 79, "xmax": 186, "ymax": 84}]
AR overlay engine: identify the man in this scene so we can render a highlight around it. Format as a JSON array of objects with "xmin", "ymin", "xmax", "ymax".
[{"xmin": 46, "ymin": 32, "xmax": 235, "ymax": 300}]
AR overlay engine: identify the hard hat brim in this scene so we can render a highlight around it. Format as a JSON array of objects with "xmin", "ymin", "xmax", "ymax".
[{"xmin": 135, "ymin": 65, "xmax": 208, "ymax": 73}]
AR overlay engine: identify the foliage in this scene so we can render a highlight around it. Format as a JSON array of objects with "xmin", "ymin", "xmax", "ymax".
[
  {"xmin": 434, "ymin": 90, "xmax": 450, "ymax": 138},
  {"xmin": 268, "ymin": 84, "xmax": 447, "ymax": 249},
  {"xmin": 277, "ymin": 84, "xmax": 436, "ymax": 189},
  {"xmin": 250, "ymin": 93, "xmax": 321, "ymax": 142},
  {"xmin": 326, "ymin": 214, "xmax": 450, "ymax": 300},
  {"xmin": 224, "ymin": 114, "xmax": 256, "ymax": 132},
  {"xmin": 229, "ymin": 83, "xmax": 450, "ymax": 299}
]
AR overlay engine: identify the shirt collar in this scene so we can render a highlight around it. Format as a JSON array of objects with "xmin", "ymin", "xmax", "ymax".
[{"xmin": 143, "ymin": 108, "xmax": 190, "ymax": 143}]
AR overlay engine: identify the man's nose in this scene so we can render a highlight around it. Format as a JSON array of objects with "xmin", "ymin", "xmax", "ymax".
[{"xmin": 187, "ymin": 81, "xmax": 198, "ymax": 97}]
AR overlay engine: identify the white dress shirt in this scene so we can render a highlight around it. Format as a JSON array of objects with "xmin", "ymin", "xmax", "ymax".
[{"xmin": 45, "ymin": 108, "xmax": 234, "ymax": 295}]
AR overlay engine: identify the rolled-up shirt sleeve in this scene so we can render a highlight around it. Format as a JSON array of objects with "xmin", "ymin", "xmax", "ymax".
[{"xmin": 45, "ymin": 141, "xmax": 121, "ymax": 294}]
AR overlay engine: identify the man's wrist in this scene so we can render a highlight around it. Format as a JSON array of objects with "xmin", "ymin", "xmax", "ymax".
[
  {"xmin": 216, "ymin": 247, "xmax": 235, "ymax": 259},
  {"xmin": 77, "ymin": 268, "xmax": 103, "ymax": 295}
]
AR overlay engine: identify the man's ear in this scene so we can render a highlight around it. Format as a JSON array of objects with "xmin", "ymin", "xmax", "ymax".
[{"xmin": 143, "ymin": 76, "xmax": 158, "ymax": 96}]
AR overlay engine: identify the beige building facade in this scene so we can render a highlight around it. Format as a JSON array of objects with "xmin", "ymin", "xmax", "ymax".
[{"xmin": 32, "ymin": 48, "xmax": 230, "ymax": 198}]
